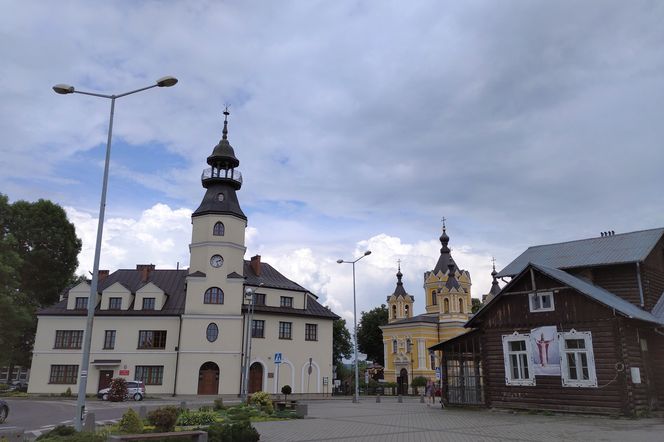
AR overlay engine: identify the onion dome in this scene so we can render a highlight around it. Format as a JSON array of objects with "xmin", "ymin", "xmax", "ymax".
[
  {"xmin": 390, "ymin": 263, "xmax": 412, "ymax": 299},
  {"xmin": 432, "ymin": 224, "xmax": 457, "ymax": 274},
  {"xmin": 489, "ymin": 260, "xmax": 501, "ymax": 296}
]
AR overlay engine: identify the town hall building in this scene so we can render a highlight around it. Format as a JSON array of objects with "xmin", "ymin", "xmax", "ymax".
[{"xmin": 28, "ymin": 110, "xmax": 338, "ymax": 396}]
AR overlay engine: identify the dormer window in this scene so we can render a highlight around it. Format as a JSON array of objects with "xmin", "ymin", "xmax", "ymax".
[
  {"xmin": 213, "ymin": 222, "xmax": 225, "ymax": 236},
  {"xmin": 529, "ymin": 291, "xmax": 554, "ymax": 312},
  {"xmin": 109, "ymin": 297, "xmax": 122, "ymax": 310},
  {"xmin": 142, "ymin": 298, "xmax": 155, "ymax": 310},
  {"xmin": 75, "ymin": 297, "xmax": 88, "ymax": 310}
]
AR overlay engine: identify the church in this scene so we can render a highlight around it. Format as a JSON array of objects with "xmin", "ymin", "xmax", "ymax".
[
  {"xmin": 28, "ymin": 110, "xmax": 338, "ymax": 396},
  {"xmin": 380, "ymin": 225, "xmax": 477, "ymax": 394}
]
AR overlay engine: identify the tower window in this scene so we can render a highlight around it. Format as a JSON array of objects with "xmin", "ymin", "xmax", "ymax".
[
  {"xmin": 204, "ymin": 287, "xmax": 224, "ymax": 304},
  {"xmin": 213, "ymin": 222, "xmax": 225, "ymax": 236},
  {"xmin": 206, "ymin": 323, "xmax": 219, "ymax": 342},
  {"xmin": 432, "ymin": 290, "xmax": 437, "ymax": 305},
  {"xmin": 443, "ymin": 298, "xmax": 450, "ymax": 313},
  {"xmin": 404, "ymin": 305, "xmax": 409, "ymax": 317},
  {"xmin": 392, "ymin": 304, "xmax": 397, "ymax": 319},
  {"xmin": 458, "ymin": 298, "xmax": 464, "ymax": 313}
]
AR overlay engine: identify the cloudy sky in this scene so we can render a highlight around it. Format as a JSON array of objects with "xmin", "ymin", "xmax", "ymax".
[{"xmin": 2, "ymin": 1, "xmax": 664, "ymax": 324}]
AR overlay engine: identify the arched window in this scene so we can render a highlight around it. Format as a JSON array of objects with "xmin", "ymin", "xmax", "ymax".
[
  {"xmin": 392, "ymin": 339, "xmax": 398, "ymax": 353},
  {"xmin": 213, "ymin": 222, "xmax": 225, "ymax": 236},
  {"xmin": 458, "ymin": 298, "xmax": 464, "ymax": 313},
  {"xmin": 404, "ymin": 305, "xmax": 409, "ymax": 317},
  {"xmin": 406, "ymin": 338, "xmax": 412, "ymax": 354},
  {"xmin": 204, "ymin": 287, "xmax": 224, "ymax": 304},
  {"xmin": 443, "ymin": 298, "xmax": 450, "ymax": 314},
  {"xmin": 206, "ymin": 323, "xmax": 219, "ymax": 342},
  {"xmin": 431, "ymin": 290, "xmax": 437, "ymax": 305},
  {"xmin": 392, "ymin": 304, "xmax": 397, "ymax": 319}
]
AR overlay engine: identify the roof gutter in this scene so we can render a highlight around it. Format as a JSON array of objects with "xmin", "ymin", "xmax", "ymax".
[{"xmin": 636, "ymin": 262, "xmax": 645, "ymax": 308}]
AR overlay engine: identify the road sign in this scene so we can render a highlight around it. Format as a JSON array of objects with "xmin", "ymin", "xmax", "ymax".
[
  {"xmin": 435, "ymin": 367, "xmax": 441, "ymax": 380},
  {"xmin": 323, "ymin": 377, "xmax": 329, "ymax": 385},
  {"xmin": 274, "ymin": 352, "xmax": 282, "ymax": 364}
]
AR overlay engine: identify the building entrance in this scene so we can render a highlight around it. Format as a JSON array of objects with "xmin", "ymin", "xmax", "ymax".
[
  {"xmin": 98, "ymin": 370, "xmax": 113, "ymax": 391},
  {"xmin": 197, "ymin": 361, "xmax": 220, "ymax": 395},
  {"xmin": 397, "ymin": 368, "xmax": 409, "ymax": 395},
  {"xmin": 249, "ymin": 362, "xmax": 263, "ymax": 393}
]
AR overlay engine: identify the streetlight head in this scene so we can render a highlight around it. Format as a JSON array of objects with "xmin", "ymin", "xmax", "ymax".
[
  {"xmin": 336, "ymin": 259, "xmax": 344, "ymax": 264},
  {"xmin": 364, "ymin": 250, "xmax": 372, "ymax": 256},
  {"xmin": 156, "ymin": 76, "xmax": 178, "ymax": 87},
  {"xmin": 53, "ymin": 84, "xmax": 75, "ymax": 94}
]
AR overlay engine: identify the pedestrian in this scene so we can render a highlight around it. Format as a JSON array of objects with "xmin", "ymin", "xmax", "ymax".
[{"xmin": 426, "ymin": 380, "xmax": 433, "ymax": 406}]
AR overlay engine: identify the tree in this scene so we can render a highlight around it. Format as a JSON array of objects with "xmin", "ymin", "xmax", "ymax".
[
  {"xmin": 332, "ymin": 318, "xmax": 352, "ymax": 365},
  {"xmin": 471, "ymin": 297, "xmax": 482, "ymax": 313},
  {"xmin": 356, "ymin": 304, "xmax": 389, "ymax": 366}
]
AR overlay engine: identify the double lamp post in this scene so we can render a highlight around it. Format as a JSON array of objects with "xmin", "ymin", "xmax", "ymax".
[{"xmin": 53, "ymin": 76, "xmax": 178, "ymax": 431}]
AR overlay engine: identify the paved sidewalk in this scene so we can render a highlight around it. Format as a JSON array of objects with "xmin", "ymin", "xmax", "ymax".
[{"xmin": 253, "ymin": 397, "xmax": 664, "ymax": 441}]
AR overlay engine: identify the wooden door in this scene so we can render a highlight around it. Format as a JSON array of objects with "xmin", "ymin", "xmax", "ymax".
[
  {"xmin": 249, "ymin": 363, "xmax": 263, "ymax": 393},
  {"xmin": 399, "ymin": 368, "xmax": 409, "ymax": 395},
  {"xmin": 98, "ymin": 370, "xmax": 113, "ymax": 391},
  {"xmin": 197, "ymin": 362, "xmax": 219, "ymax": 395}
]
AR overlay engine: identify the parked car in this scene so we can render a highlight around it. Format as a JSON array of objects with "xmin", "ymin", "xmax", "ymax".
[
  {"xmin": 8, "ymin": 380, "xmax": 28, "ymax": 392},
  {"xmin": 97, "ymin": 380, "xmax": 146, "ymax": 401},
  {"xmin": 0, "ymin": 399, "xmax": 8, "ymax": 423}
]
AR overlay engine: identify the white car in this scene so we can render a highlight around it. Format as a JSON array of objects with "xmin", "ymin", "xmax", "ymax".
[{"xmin": 97, "ymin": 380, "xmax": 146, "ymax": 401}]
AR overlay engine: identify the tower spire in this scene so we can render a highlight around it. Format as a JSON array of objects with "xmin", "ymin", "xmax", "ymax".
[{"xmin": 222, "ymin": 105, "xmax": 230, "ymax": 140}]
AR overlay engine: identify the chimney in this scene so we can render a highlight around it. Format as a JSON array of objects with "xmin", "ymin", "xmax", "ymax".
[
  {"xmin": 98, "ymin": 270, "xmax": 109, "ymax": 282},
  {"xmin": 136, "ymin": 264, "xmax": 156, "ymax": 282},
  {"xmin": 250, "ymin": 255, "xmax": 261, "ymax": 276}
]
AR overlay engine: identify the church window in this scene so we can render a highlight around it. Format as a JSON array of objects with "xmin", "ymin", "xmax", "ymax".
[
  {"xmin": 406, "ymin": 338, "xmax": 412, "ymax": 354},
  {"xmin": 213, "ymin": 222, "xmax": 225, "ymax": 236},
  {"xmin": 458, "ymin": 298, "xmax": 464, "ymax": 313},
  {"xmin": 392, "ymin": 339, "xmax": 397, "ymax": 353},
  {"xmin": 443, "ymin": 298, "xmax": 450, "ymax": 313},
  {"xmin": 502, "ymin": 332, "xmax": 535, "ymax": 386},
  {"xmin": 404, "ymin": 305, "xmax": 409, "ymax": 317},
  {"xmin": 432, "ymin": 290, "xmax": 437, "ymax": 305},
  {"xmin": 206, "ymin": 323, "xmax": 219, "ymax": 342},
  {"xmin": 392, "ymin": 304, "xmax": 397, "ymax": 319},
  {"xmin": 204, "ymin": 287, "xmax": 224, "ymax": 304}
]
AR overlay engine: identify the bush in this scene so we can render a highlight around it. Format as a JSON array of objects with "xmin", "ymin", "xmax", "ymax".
[
  {"xmin": 207, "ymin": 421, "xmax": 260, "ymax": 442},
  {"xmin": 109, "ymin": 378, "xmax": 128, "ymax": 402},
  {"xmin": 411, "ymin": 376, "xmax": 428, "ymax": 394},
  {"xmin": 281, "ymin": 385, "xmax": 292, "ymax": 401},
  {"xmin": 213, "ymin": 398, "xmax": 225, "ymax": 411},
  {"xmin": 249, "ymin": 391, "xmax": 273, "ymax": 414},
  {"xmin": 36, "ymin": 425, "xmax": 76, "ymax": 440},
  {"xmin": 147, "ymin": 406, "xmax": 179, "ymax": 432},
  {"xmin": 177, "ymin": 409, "xmax": 218, "ymax": 426},
  {"xmin": 119, "ymin": 408, "xmax": 143, "ymax": 434}
]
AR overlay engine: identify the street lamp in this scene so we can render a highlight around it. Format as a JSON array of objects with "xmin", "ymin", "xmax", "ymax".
[
  {"xmin": 337, "ymin": 250, "xmax": 371, "ymax": 403},
  {"xmin": 241, "ymin": 284, "xmax": 262, "ymax": 402},
  {"xmin": 53, "ymin": 76, "xmax": 178, "ymax": 431}
]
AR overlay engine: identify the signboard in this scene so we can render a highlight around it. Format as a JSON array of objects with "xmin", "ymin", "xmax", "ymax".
[
  {"xmin": 530, "ymin": 326, "xmax": 560, "ymax": 376},
  {"xmin": 274, "ymin": 352, "xmax": 282, "ymax": 364},
  {"xmin": 435, "ymin": 367, "xmax": 441, "ymax": 380},
  {"xmin": 334, "ymin": 379, "xmax": 341, "ymax": 387},
  {"xmin": 323, "ymin": 377, "xmax": 329, "ymax": 385},
  {"xmin": 119, "ymin": 369, "xmax": 130, "ymax": 376}
]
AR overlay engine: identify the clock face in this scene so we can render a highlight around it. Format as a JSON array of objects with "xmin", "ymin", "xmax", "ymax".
[{"xmin": 210, "ymin": 254, "xmax": 224, "ymax": 268}]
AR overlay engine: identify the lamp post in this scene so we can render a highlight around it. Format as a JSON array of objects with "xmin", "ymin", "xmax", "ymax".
[
  {"xmin": 53, "ymin": 76, "xmax": 178, "ymax": 431},
  {"xmin": 337, "ymin": 250, "xmax": 371, "ymax": 403},
  {"xmin": 241, "ymin": 283, "xmax": 263, "ymax": 402}
]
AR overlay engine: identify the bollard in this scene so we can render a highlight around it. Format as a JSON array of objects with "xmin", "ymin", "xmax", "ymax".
[
  {"xmin": 376, "ymin": 394, "xmax": 381, "ymax": 403},
  {"xmin": 398, "ymin": 395, "xmax": 403, "ymax": 403},
  {"xmin": 83, "ymin": 412, "xmax": 96, "ymax": 432},
  {"xmin": 139, "ymin": 405, "xmax": 147, "ymax": 418},
  {"xmin": 420, "ymin": 393, "xmax": 425, "ymax": 403},
  {"xmin": 180, "ymin": 401, "xmax": 187, "ymax": 410},
  {"xmin": 295, "ymin": 403, "xmax": 308, "ymax": 418}
]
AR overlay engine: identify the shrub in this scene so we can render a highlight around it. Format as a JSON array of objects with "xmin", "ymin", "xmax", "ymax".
[
  {"xmin": 119, "ymin": 408, "xmax": 143, "ymax": 434},
  {"xmin": 177, "ymin": 409, "xmax": 218, "ymax": 426},
  {"xmin": 213, "ymin": 398, "xmax": 225, "ymax": 411},
  {"xmin": 249, "ymin": 391, "xmax": 273, "ymax": 414},
  {"xmin": 36, "ymin": 425, "xmax": 76, "ymax": 440},
  {"xmin": 109, "ymin": 378, "xmax": 128, "ymax": 402},
  {"xmin": 147, "ymin": 406, "xmax": 179, "ymax": 432},
  {"xmin": 207, "ymin": 421, "xmax": 260, "ymax": 442},
  {"xmin": 411, "ymin": 376, "xmax": 428, "ymax": 395},
  {"xmin": 199, "ymin": 405, "xmax": 213, "ymax": 412},
  {"xmin": 281, "ymin": 385, "xmax": 292, "ymax": 402}
]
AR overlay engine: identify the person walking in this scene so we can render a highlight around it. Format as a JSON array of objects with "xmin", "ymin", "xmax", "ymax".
[{"xmin": 426, "ymin": 380, "xmax": 434, "ymax": 406}]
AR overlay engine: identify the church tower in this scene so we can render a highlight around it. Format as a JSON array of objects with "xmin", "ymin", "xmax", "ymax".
[{"xmin": 386, "ymin": 264, "xmax": 414, "ymax": 323}]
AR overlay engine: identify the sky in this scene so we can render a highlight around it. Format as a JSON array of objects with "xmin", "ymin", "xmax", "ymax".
[{"xmin": 2, "ymin": 0, "xmax": 664, "ymax": 325}]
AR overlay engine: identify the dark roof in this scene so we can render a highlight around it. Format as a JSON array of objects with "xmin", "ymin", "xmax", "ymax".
[
  {"xmin": 469, "ymin": 263, "xmax": 664, "ymax": 326},
  {"xmin": 429, "ymin": 329, "xmax": 479, "ymax": 351},
  {"xmin": 245, "ymin": 294, "xmax": 339, "ymax": 320},
  {"xmin": 192, "ymin": 182, "xmax": 246, "ymax": 220},
  {"xmin": 38, "ymin": 269, "xmax": 188, "ymax": 316},
  {"xmin": 497, "ymin": 228, "xmax": 664, "ymax": 277},
  {"xmin": 243, "ymin": 260, "xmax": 309, "ymax": 292},
  {"xmin": 383, "ymin": 313, "xmax": 439, "ymax": 326},
  {"xmin": 652, "ymin": 292, "xmax": 664, "ymax": 322},
  {"xmin": 388, "ymin": 267, "xmax": 412, "ymax": 300}
]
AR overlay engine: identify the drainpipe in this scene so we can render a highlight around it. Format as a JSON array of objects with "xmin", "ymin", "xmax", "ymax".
[
  {"xmin": 172, "ymin": 315, "xmax": 183, "ymax": 396},
  {"xmin": 636, "ymin": 262, "xmax": 645, "ymax": 308}
]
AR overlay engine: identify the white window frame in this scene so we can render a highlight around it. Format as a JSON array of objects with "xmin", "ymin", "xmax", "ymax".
[
  {"xmin": 502, "ymin": 332, "xmax": 536, "ymax": 386},
  {"xmin": 558, "ymin": 329, "xmax": 597, "ymax": 388},
  {"xmin": 529, "ymin": 291, "xmax": 554, "ymax": 312}
]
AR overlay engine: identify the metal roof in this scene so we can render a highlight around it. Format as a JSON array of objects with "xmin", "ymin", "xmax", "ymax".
[
  {"xmin": 382, "ymin": 313, "xmax": 439, "ymax": 326},
  {"xmin": 497, "ymin": 228, "xmax": 664, "ymax": 277},
  {"xmin": 651, "ymin": 292, "xmax": 664, "ymax": 322}
]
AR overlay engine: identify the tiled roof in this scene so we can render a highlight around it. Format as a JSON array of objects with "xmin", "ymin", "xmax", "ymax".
[
  {"xmin": 243, "ymin": 260, "xmax": 308, "ymax": 292},
  {"xmin": 498, "ymin": 228, "xmax": 664, "ymax": 277},
  {"xmin": 245, "ymin": 295, "xmax": 339, "ymax": 320}
]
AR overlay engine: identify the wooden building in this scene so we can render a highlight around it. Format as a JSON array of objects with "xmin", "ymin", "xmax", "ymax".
[{"xmin": 431, "ymin": 228, "xmax": 664, "ymax": 415}]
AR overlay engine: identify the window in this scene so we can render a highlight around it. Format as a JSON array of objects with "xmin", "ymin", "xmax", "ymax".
[
  {"xmin": 49, "ymin": 365, "xmax": 78, "ymax": 384},
  {"xmin": 142, "ymin": 297, "xmax": 155, "ymax": 310},
  {"xmin": 213, "ymin": 221, "xmax": 225, "ymax": 236},
  {"xmin": 280, "ymin": 296, "xmax": 293, "ymax": 308},
  {"xmin": 392, "ymin": 339, "xmax": 398, "ymax": 353},
  {"xmin": 502, "ymin": 333, "xmax": 535, "ymax": 386},
  {"xmin": 0, "ymin": 367, "xmax": 7, "ymax": 381},
  {"xmin": 254, "ymin": 293, "xmax": 266, "ymax": 306},
  {"xmin": 138, "ymin": 330, "xmax": 167, "ymax": 349},
  {"xmin": 75, "ymin": 297, "xmax": 88, "ymax": 310},
  {"xmin": 135, "ymin": 366, "xmax": 163, "ymax": 385},
  {"xmin": 529, "ymin": 291, "xmax": 554, "ymax": 312},
  {"xmin": 204, "ymin": 287, "xmax": 224, "ymax": 304},
  {"xmin": 305, "ymin": 324, "xmax": 318, "ymax": 341},
  {"xmin": 279, "ymin": 321, "xmax": 292, "ymax": 339},
  {"xmin": 458, "ymin": 298, "xmax": 464, "ymax": 313},
  {"xmin": 103, "ymin": 330, "xmax": 116, "ymax": 350},
  {"xmin": 206, "ymin": 323, "xmax": 219, "ymax": 342},
  {"xmin": 109, "ymin": 297, "xmax": 122, "ymax": 310},
  {"xmin": 432, "ymin": 290, "xmax": 437, "ymax": 305},
  {"xmin": 443, "ymin": 298, "xmax": 450, "ymax": 313},
  {"xmin": 54, "ymin": 330, "xmax": 84, "ymax": 349},
  {"xmin": 252, "ymin": 320, "xmax": 265, "ymax": 338},
  {"xmin": 406, "ymin": 338, "xmax": 412, "ymax": 354},
  {"xmin": 404, "ymin": 305, "xmax": 409, "ymax": 317},
  {"xmin": 558, "ymin": 330, "xmax": 597, "ymax": 387},
  {"xmin": 392, "ymin": 305, "xmax": 397, "ymax": 319}
]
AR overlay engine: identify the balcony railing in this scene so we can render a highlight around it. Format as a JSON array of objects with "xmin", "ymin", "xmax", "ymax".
[{"xmin": 202, "ymin": 167, "xmax": 243, "ymax": 184}]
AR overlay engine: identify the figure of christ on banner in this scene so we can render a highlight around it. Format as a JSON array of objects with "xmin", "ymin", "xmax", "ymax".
[{"xmin": 530, "ymin": 326, "xmax": 560, "ymax": 376}]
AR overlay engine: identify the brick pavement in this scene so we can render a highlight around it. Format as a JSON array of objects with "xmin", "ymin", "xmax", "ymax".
[{"xmin": 253, "ymin": 397, "xmax": 664, "ymax": 441}]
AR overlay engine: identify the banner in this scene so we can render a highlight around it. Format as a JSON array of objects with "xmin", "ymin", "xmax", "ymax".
[{"xmin": 530, "ymin": 326, "xmax": 560, "ymax": 376}]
